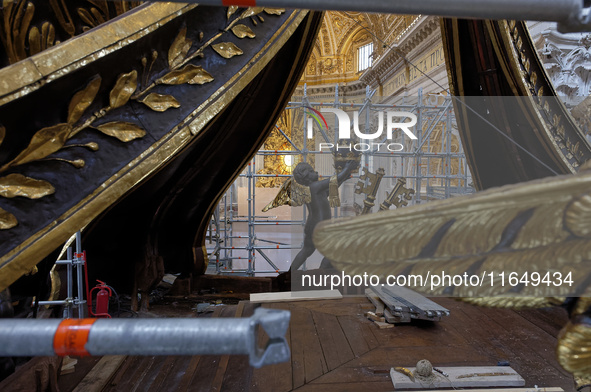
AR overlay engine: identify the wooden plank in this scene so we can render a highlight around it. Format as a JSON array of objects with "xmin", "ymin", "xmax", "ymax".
[
  {"xmin": 312, "ymin": 310, "xmax": 354, "ymax": 371},
  {"xmin": 73, "ymin": 356, "xmax": 126, "ymax": 392},
  {"xmin": 129, "ymin": 356, "xmax": 158, "ymax": 392},
  {"xmin": 373, "ymin": 320, "xmax": 394, "ymax": 329},
  {"xmin": 174, "ymin": 356, "xmax": 201, "ymax": 391},
  {"xmin": 224, "ymin": 302, "xmax": 256, "ymax": 391},
  {"xmin": 412, "ymin": 389, "xmax": 563, "ymax": 392},
  {"xmin": 290, "ymin": 305, "xmax": 328, "ymax": 388},
  {"xmin": 250, "ymin": 290, "xmax": 342, "ymax": 303},
  {"xmin": 364, "ymin": 288, "xmax": 385, "ymax": 316},
  {"xmin": 292, "ymin": 381, "xmax": 395, "ymax": 391},
  {"xmin": 250, "ymin": 303, "xmax": 292, "ymax": 392},
  {"xmin": 104, "ymin": 356, "xmax": 136, "ymax": 390},
  {"xmin": 187, "ymin": 307, "xmax": 235, "ymax": 391},
  {"xmin": 193, "ymin": 274, "xmax": 273, "ymax": 294},
  {"xmin": 113, "ymin": 356, "xmax": 157, "ymax": 391},
  {"xmin": 211, "ymin": 302, "xmax": 246, "ymax": 392},
  {"xmin": 365, "ymin": 311, "xmax": 385, "ymax": 323},
  {"xmin": 145, "ymin": 357, "xmax": 176, "ymax": 392},
  {"xmin": 515, "ymin": 307, "xmax": 568, "ymax": 338},
  {"xmin": 337, "ymin": 315, "xmax": 379, "ymax": 358},
  {"xmin": 456, "ymin": 302, "xmax": 569, "ymax": 385},
  {"xmin": 383, "ymin": 307, "xmax": 409, "ymax": 323},
  {"xmin": 390, "ymin": 366, "xmax": 524, "ymax": 389}
]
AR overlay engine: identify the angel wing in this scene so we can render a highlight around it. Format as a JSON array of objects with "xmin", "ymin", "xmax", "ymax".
[
  {"xmin": 315, "ymin": 170, "xmax": 591, "ymax": 381},
  {"xmin": 262, "ymin": 177, "xmax": 311, "ymax": 212},
  {"xmin": 314, "ymin": 170, "xmax": 591, "ymax": 299}
]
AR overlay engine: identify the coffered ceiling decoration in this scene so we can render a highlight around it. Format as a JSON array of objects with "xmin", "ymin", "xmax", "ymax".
[{"xmin": 301, "ymin": 12, "xmax": 419, "ymax": 86}]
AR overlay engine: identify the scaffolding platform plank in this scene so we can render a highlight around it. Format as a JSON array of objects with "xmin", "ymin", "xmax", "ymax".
[
  {"xmin": 390, "ymin": 365, "xmax": 525, "ymax": 389},
  {"xmin": 370, "ymin": 285, "xmax": 450, "ymax": 322},
  {"xmin": 250, "ymin": 289, "xmax": 342, "ymax": 303}
]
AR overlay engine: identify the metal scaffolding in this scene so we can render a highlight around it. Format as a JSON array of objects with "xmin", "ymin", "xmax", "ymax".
[{"xmin": 206, "ymin": 84, "xmax": 474, "ymax": 275}]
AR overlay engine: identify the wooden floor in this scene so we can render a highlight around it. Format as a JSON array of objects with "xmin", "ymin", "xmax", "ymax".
[{"xmin": 55, "ymin": 297, "xmax": 575, "ymax": 392}]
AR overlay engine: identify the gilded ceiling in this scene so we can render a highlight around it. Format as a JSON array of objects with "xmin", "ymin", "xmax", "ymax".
[{"xmin": 301, "ymin": 12, "xmax": 419, "ymax": 85}]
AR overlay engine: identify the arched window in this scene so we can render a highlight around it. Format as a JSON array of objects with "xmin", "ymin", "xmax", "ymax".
[{"xmin": 357, "ymin": 42, "xmax": 373, "ymax": 72}]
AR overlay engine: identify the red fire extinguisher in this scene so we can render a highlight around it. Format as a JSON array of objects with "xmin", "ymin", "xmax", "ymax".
[{"xmin": 89, "ymin": 280, "xmax": 112, "ymax": 318}]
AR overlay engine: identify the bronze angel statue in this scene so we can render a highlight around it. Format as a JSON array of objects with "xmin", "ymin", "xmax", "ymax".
[
  {"xmin": 264, "ymin": 160, "xmax": 357, "ymax": 271},
  {"xmin": 313, "ymin": 167, "xmax": 591, "ymax": 386}
]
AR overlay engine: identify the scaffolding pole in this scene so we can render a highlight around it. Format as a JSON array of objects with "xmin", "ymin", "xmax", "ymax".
[{"xmin": 207, "ymin": 84, "xmax": 473, "ymax": 275}]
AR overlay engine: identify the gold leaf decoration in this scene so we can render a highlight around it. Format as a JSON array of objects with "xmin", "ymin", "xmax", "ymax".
[
  {"xmin": 78, "ymin": 8, "xmax": 96, "ymax": 28},
  {"xmin": 158, "ymin": 64, "xmax": 214, "ymax": 85},
  {"xmin": 28, "ymin": 21, "xmax": 57, "ymax": 55},
  {"xmin": 188, "ymin": 70, "xmax": 214, "ymax": 85},
  {"xmin": 231, "ymin": 24, "xmax": 255, "ymax": 39},
  {"xmin": 57, "ymin": 158, "xmax": 85, "ymax": 168},
  {"xmin": 0, "ymin": 124, "xmax": 4, "ymax": 147},
  {"xmin": 17, "ymin": 1, "xmax": 35, "ymax": 61},
  {"xmin": 565, "ymin": 193, "xmax": 591, "ymax": 238},
  {"xmin": 460, "ymin": 296, "xmax": 563, "ymax": 309},
  {"xmin": 212, "ymin": 42, "xmax": 243, "ymax": 59},
  {"xmin": 109, "ymin": 70, "xmax": 138, "ymax": 109},
  {"xmin": 67, "ymin": 75, "xmax": 101, "ymax": 124},
  {"xmin": 557, "ymin": 321, "xmax": 591, "ymax": 379},
  {"xmin": 168, "ymin": 27, "xmax": 192, "ymax": 69},
  {"xmin": 227, "ymin": 6, "xmax": 239, "ymax": 20},
  {"xmin": 139, "ymin": 93, "xmax": 181, "ymax": 112},
  {"xmin": 240, "ymin": 7, "xmax": 264, "ymax": 20},
  {"xmin": 264, "ymin": 8, "xmax": 285, "ymax": 15},
  {"xmin": 94, "ymin": 121, "xmax": 146, "ymax": 142},
  {"xmin": 29, "ymin": 26, "xmax": 41, "ymax": 55},
  {"xmin": 50, "ymin": 0, "xmax": 75, "ymax": 37},
  {"xmin": 3, "ymin": 123, "xmax": 71, "ymax": 169},
  {"xmin": 530, "ymin": 71, "xmax": 537, "ymax": 88},
  {"xmin": 0, "ymin": 173, "xmax": 55, "ymax": 199},
  {"xmin": 0, "ymin": 207, "xmax": 17, "ymax": 230}
]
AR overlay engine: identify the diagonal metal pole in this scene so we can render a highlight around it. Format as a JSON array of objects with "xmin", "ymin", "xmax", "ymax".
[
  {"xmin": 122, "ymin": 0, "xmax": 591, "ymax": 32},
  {"xmin": 0, "ymin": 308, "xmax": 290, "ymax": 368}
]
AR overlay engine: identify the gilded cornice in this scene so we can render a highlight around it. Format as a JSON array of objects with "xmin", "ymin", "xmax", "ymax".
[
  {"xmin": 360, "ymin": 16, "xmax": 440, "ymax": 88},
  {"xmin": 0, "ymin": 3, "xmax": 194, "ymax": 105}
]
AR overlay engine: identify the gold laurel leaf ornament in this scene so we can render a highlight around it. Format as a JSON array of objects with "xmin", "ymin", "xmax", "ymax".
[
  {"xmin": 67, "ymin": 75, "xmax": 101, "ymax": 124},
  {"xmin": 139, "ymin": 93, "xmax": 181, "ymax": 112},
  {"xmin": 1, "ymin": 123, "xmax": 71, "ymax": 170},
  {"xmin": 227, "ymin": 6, "xmax": 239, "ymax": 20},
  {"xmin": 0, "ymin": 208, "xmax": 17, "ymax": 230},
  {"xmin": 231, "ymin": 24, "xmax": 256, "ymax": 39},
  {"xmin": 0, "ymin": 173, "xmax": 55, "ymax": 199},
  {"xmin": 212, "ymin": 42, "xmax": 243, "ymax": 59},
  {"xmin": 264, "ymin": 8, "xmax": 285, "ymax": 15},
  {"xmin": 158, "ymin": 64, "xmax": 214, "ymax": 85},
  {"xmin": 240, "ymin": 7, "xmax": 264, "ymax": 19},
  {"xmin": 109, "ymin": 70, "xmax": 138, "ymax": 109},
  {"xmin": 94, "ymin": 122, "xmax": 146, "ymax": 142},
  {"xmin": 168, "ymin": 27, "xmax": 192, "ymax": 69}
]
